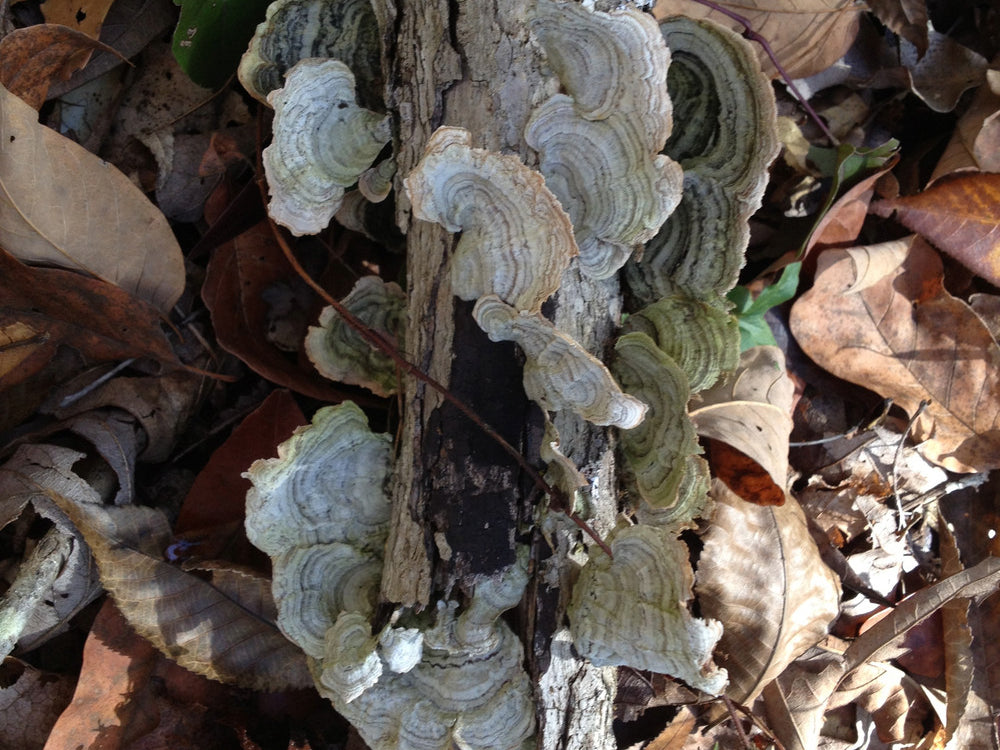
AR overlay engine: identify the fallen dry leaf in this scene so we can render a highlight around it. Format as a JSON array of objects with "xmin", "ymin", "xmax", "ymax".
[
  {"xmin": 44, "ymin": 600, "xmax": 236, "ymax": 750},
  {"xmin": 46, "ymin": 0, "xmax": 177, "ymax": 101},
  {"xmin": 38, "ymin": 0, "xmax": 117, "ymax": 40},
  {"xmin": 938, "ymin": 488, "xmax": 1000, "ymax": 748},
  {"xmin": 202, "ymin": 221, "xmax": 357, "ymax": 402},
  {"xmin": 696, "ymin": 480, "xmax": 841, "ymax": 703},
  {"xmin": 0, "ymin": 24, "xmax": 121, "ymax": 111},
  {"xmin": 0, "ymin": 249, "xmax": 182, "ymax": 392},
  {"xmin": 653, "ymin": 0, "xmax": 864, "ymax": 80},
  {"xmin": 932, "ymin": 68, "xmax": 1000, "ymax": 178},
  {"xmin": 803, "ymin": 154, "xmax": 898, "ymax": 254},
  {"xmin": 645, "ymin": 705, "xmax": 697, "ymax": 750},
  {"xmin": 0, "ymin": 83, "xmax": 185, "ymax": 312},
  {"xmin": 900, "ymin": 29, "xmax": 987, "ymax": 113},
  {"xmin": 769, "ymin": 556, "xmax": 1000, "ymax": 750},
  {"xmin": 45, "ymin": 370, "xmax": 204, "ymax": 463},
  {"xmin": 871, "ymin": 172, "xmax": 1000, "ymax": 287},
  {"xmin": 47, "ymin": 495, "xmax": 312, "ymax": 691},
  {"xmin": 46, "ymin": 599, "xmax": 334, "ymax": 750},
  {"xmin": 690, "ymin": 346, "xmax": 793, "ymax": 506},
  {"xmin": 0, "ymin": 657, "xmax": 76, "ymax": 750},
  {"xmin": 866, "ymin": 0, "xmax": 928, "ymax": 55},
  {"xmin": 0, "ymin": 320, "xmax": 55, "ymax": 393},
  {"xmin": 175, "ymin": 389, "xmax": 304, "ymax": 537},
  {"xmin": 790, "ymin": 236, "xmax": 1000, "ymax": 472}
]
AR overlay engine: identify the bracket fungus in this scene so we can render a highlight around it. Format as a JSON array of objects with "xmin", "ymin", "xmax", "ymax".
[
  {"xmin": 475, "ymin": 295, "xmax": 646, "ymax": 429},
  {"xmin": 238, "ymin": 0, "xmax": 382, "ymax": 108},
  {"xmin": 263, "ymin": 58, "xmax": 391, "ymax": 236},
  {"xmin": 244, "ymin": 402, "xmax": 392, "ymax": 658},
  {"xmin": 324, "ymin": 561, "xmax": 535, "ymax": 750},
  {"xmin": 613, "ymin": 332, "xmax": 700, "ymax": 516},
  {"xmin": 626, "ymin": 16, "xmax": 779, "ymax": 303},
  {"xmin": 568, "ymin": 523, "xmax": 727, "ymax": 695},
  {"xmin": 622, "ymin": 295, "xmax": 739, "ymax": 394},
  {"xmin": 305, "ymin": 275, "xmax": 406, "ymax": 397},
  {"xmin": 403, "ymin": 126, "xmax": 576, "ymax": 313},
  {"xmin": 245, "ymin": 403, "xmax": 536, "ymax": 749},
  {"xmin": 526, "ymin": 0, "xmax": 682, "ymax": 279}
]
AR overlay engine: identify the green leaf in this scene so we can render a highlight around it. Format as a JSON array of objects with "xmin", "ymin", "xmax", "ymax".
[
  {"xmin": 728, "ymin": 262, "xmax": 801, "ymax": 351},
  {"xmin": 798, "ymin": 139, "xmax": 899, "ymax": 258},
  {"xmin": 807, "ymin": 139, "xmax": 898, "ymax": 187},
  {"xmin": 172, "ymin": 0, "xmax": 273, "ymax": 89}
]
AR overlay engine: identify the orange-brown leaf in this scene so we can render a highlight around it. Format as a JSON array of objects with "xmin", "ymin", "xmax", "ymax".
[
  {"xmin": 871, "ymin": 172, "xmax": 1000, "ymax": 287},
  {"xmin": 175, "ymin": 389, "xmax": 305, "ymax": 540},
  {"xmin": 38, "ymin": 0, "xmax": 116, "ymax": 40},
  {"xmin": 0, "ymin": 24, "xmax": 121, "ymax": 110}
]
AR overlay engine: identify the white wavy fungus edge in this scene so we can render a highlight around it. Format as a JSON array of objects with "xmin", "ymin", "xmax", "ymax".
[
  {"xmin": 568, "ymin": 524, "xmax": 728, "ymax": 695},
  {"xmin": 263, "ymin": 58, "xmax": 391, "ymax": 236},
  {"xmin": 526, "ymin": 0, "xmax": 683, "ymax": 279},
  {"xmin": 244, "ymin": 403, "xmax": 535, "ymax": 749}
]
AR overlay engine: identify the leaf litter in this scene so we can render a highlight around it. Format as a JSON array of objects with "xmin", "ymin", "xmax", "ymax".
[{"xmin": 1, "ymin": 0, "xmax": 1000, "ymax": 748}]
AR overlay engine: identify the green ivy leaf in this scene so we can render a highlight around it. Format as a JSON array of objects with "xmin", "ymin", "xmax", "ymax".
[
  {"xmin": 172, "ymin": 0, "xmax": 273, "ymax": 89},
  {"xmin": 728, "ymin": 262, "xmax": 801, "ymax": 351}
]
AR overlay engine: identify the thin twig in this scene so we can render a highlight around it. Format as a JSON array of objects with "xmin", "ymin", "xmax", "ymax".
[
  {"xmin": 686, "ymin": 0, "xmax": 839, "ymax": 145},
  {"xmin": 890, "ymin": 399, "xmax": 930, "ymax": 531},
  {"xmin": 722, "ymin": 695, "xmax": 754, "ymax": 750}
]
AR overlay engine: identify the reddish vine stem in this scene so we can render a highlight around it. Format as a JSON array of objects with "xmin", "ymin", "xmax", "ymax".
[
  {"xmin": 256, "ymin": 183, "xmax": 613, "ymax": 558},
  {"xmin": 687, "ymin": 0, "xmax": 839, "ymax": 145}
]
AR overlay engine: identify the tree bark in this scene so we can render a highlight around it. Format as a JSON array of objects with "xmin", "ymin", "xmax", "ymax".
[{"xmin": 374, "ymin": 2, "xmax": 621, "ymax": 747}]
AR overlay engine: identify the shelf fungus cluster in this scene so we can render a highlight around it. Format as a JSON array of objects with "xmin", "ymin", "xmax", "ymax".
[
  {"xmin": 237, "ymin": 0, "xmax": 381, "ymax": 108},
  {"xmin": 240, "ymin": 0, "xmax": 390, "ymax": 236},
  {"xmin": 240, "ymin": 0, "xmax": 782, "ymax": 742},
  {"xmin": 561, "ymin": 12, "xmax": 778, "ymax": 691},
  {"xmin": 526, "ymin": 0, "xmax": 683, "ymax": 279},
  {"xmin": 626, "ymin": 16, "xmax": 780, "ymax": 304},
  {"xmin": 245, "ymin": 403, "xmax": 535, "ymax": 750},
  {"xmin": 405, "ymin": 126, "xmax": 646, "ymax": 430}
]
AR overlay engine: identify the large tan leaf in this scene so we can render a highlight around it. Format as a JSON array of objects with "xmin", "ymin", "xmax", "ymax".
[
  {"xmin": 696, "ymin": 481, "xmax": 841, "ymax": 703},
  {"xmin": 0, "ymin": 82, "xmax": 184, "ymax": 312},
  {"xmin": 652, "ymin": 0, "xmax": 864, "ymax": 80},
  {"xmin": 789, "ymin": 236, "xmax": 1000, "ymax": 472},
  {"xmin": 690, "ymin": 346, "xmax": 793, "ymax": 506},
  {"xmin": 44, "ymin": 494, "xmax": 312, "ymax": 691}
]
